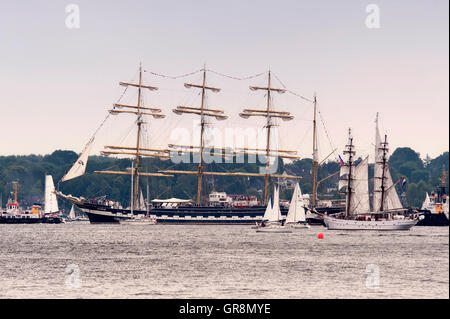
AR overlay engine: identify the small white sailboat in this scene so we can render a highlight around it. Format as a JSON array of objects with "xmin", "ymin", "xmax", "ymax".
[
  {"xmin": 44, "ymin": 175, "xmax": 64, "ymax": 223},
  {"xmin": 69, "ymin": 204, "xmax": 76, "ymax": 220},
  {"xmin": 285, "ymin": 183, "xmax": 310, "ymax": 229},
  {"xmin": 255, "ymin": 186, "xmax": 292, "ymax": 233}
]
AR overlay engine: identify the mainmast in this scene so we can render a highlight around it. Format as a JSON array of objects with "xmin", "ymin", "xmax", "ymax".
[
  {"xmin": 239, "ymin": 70, "xmax": 299, "ymax": 204},
  {"xmin": 168, "ymin": 67, "xmax": 226, "ymax": 205},
  {"xmin": 95, "ymin": 64, "xmax": 173, "ymax": 209},
  {"xmin": 378, "ymin": 134, "xmax": 389, "ymax": 212}
]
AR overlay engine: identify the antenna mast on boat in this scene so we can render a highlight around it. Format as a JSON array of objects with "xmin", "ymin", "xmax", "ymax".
[{"xmin": 95, "ymin": 63, "xmax": 173, "ymax": 208}]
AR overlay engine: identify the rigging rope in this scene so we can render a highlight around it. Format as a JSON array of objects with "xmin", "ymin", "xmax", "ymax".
[
  {"xmin": 206, "ymin": 69, "xmax": 266, "ymax": 81},
  {"xmin": 318, "ymin": 108, "xmax": 339, "ymax": 162},
  {"xmin": 143, "ymin": 68, "xmax": 203, "ymax": 79},
  {"xmin": 271, "ymin": 71, "xmax": 314, "ymax": 103}
]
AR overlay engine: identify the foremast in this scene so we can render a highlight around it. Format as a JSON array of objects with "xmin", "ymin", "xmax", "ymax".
[{"xmin": 95, "ymin": 64, "xmax": 173, "ymax": 208}]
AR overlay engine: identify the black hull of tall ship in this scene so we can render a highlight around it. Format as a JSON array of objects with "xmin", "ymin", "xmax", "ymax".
[
  {"xmin": 75, "ymin": 201, "xmax": 337, "ymax": 225},
  {"xmin": 416, "ymin": 210, "xmax": 449, "ymax": 226}
]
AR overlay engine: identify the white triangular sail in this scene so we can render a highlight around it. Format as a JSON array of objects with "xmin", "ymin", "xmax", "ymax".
[
  {"xmin": 373, "ymin": 116, "xmax": 384, "ymax": 212},
  {"xmin": 270, "ymin": 186, "xmax": 282, "ymax": 222},
  {"xmin": 69, "ymin": 204, "xmax": 76, "ymax": 219},
  {"xmin": 139, "ymin": 189, "xmax": 146, "ymax": 211},
  {"xmin": 349, "ymin": 157, "xmax": 370, "ymax": 215},
  {"xmin": 286, "ymin": 183, "xmax": 306, "ymax": 223},
  {"xmin": 421, "ymin": 193, "xmax": 430, "ymax": 210},
  {"xmin": 44, "ymin": 175, "xmax": 59, "ymax": 214},
  {"xmin": 61, "ymin": 138, "xmax": 94, "ymax": 182},
  {"xmin": 263, "ymin": 197, "xmax": 273, "ymax": 221}
]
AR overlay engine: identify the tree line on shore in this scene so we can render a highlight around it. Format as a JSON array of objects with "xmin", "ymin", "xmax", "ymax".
[{"xmin": 0, "ymin": 148, "xmax": 447, "ymax": 210}]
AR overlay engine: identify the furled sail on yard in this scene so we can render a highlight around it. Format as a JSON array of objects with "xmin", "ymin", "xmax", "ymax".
[{"xmin": 61, "ymin": 138, "xmax": 94, "ymax": 182}]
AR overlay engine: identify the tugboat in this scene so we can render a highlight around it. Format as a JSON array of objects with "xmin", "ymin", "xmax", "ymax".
[
  {"xmin": 416, "ymin": 167, "xmax": 449, "ymax": 226},
  {"xmin": 0, "ymin": 177, "xmax": 63, "ymax": 224}
]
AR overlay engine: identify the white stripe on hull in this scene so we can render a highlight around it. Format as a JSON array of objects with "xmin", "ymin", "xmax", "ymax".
[{"xmin": 324, "ymin": 215, "xmax": 418, "ymax": 230}]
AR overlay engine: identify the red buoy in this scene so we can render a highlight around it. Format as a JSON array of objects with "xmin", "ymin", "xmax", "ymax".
[{"xmin": 318, "ymin": 233, "xmax": 324, "ymax": 239}]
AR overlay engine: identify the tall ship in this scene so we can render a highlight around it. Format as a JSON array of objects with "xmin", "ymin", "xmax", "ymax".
[
  {"xmin": 56, "ymin": 65, "xmax": 326, "ymax": 224},
  {"xmin": 322, "ymin": 115, "xmax": 423, "ymax": 230},
  {"xmin": 0, "ymin": 176, "xmax": 63, "ymax": 224},
  {"xmin": 416, "ymin": 167, "xmax": 449, "ymax": 226}
]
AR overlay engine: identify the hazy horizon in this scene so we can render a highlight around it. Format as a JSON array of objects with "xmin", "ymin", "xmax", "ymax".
[{"xmin": 1, "ymin": 0, "xmax": 448, "ymax": 161}]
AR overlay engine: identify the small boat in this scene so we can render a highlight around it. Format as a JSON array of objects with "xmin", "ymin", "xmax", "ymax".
[
  {"xmin": 121, "ymin": 214, "xmax": 157, "ymax": 225},
  {"xmin": 284, "ymin": 183, "xmax": 310, "ymax": 229},
  {"xmin": 417, "ymin": 168, "xmax": 449, "ymax": 226},
  {"xmin": 0, "ymin": 177, "xmax": 63, "ymax": 224},
  {"xmin": 255, "ymin": 187, "xmax": 292, "ymax": 233}
]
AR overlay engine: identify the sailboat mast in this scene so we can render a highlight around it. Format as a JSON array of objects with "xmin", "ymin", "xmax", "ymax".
[
  {"xmin": 311, "ymin": 94, "xmax": 319, "ymax": 208},
  {"xmin": 379, "ymin": 134, "xmax": 388, "ymax": 212},
  {"xmin": 133, "ymin": 63, "xmax": 143, "ymax": 209},
  {"xmin": 264, "ymin": 71, "xmax": 272, "ymax": 205},
  {"xmin": 345, "ymin": 129, "xmax": 354, "ymax": 217}
]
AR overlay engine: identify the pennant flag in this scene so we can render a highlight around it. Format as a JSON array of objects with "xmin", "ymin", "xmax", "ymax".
[{"xmin": 338, "ymin": 155, "xmax": 345, "ymax": 166}]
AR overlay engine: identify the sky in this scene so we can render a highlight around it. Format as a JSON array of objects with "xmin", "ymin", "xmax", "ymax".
[{"xmin": 0, "ymin": 0, "xmax": 448, "ymax": 163}]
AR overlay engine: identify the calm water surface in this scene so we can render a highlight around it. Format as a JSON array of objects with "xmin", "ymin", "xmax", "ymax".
[{"xmin": 0, "ymin": 224, "xmax": 448, "ymax": 298}]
